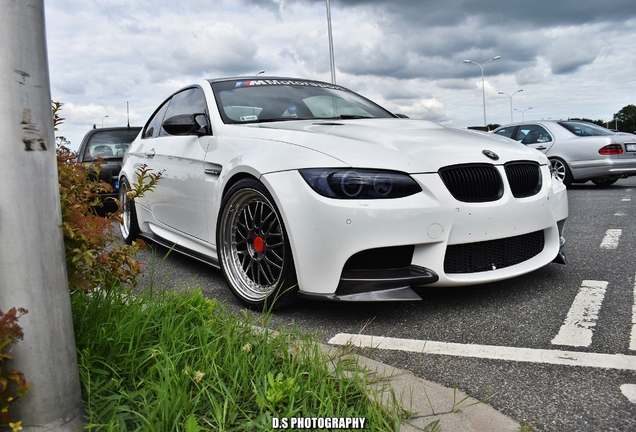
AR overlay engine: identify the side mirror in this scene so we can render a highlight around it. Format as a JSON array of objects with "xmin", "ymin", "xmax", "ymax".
[{"xmin": 162, "ymin": 113, "xmax": 209, "ymax": 136}]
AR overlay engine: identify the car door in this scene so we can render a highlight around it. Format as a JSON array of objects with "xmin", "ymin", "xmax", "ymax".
[
  {"xmin": 142, "ymin": 86, "xmax": 212, "ymax": 240},
  {"xmin": 514, "ymin": 124, "xmax": 555, "ymax": 154}
]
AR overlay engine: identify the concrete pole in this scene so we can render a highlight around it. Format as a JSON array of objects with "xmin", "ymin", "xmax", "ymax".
[{"xmin": 0, "ymin": 0, "xmax": 84, "ymax": 430}]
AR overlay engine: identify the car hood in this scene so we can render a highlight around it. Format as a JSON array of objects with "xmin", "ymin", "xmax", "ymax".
[{"xmin": 245, "ymin": 119, "xmax": 545, "ymax": 172}]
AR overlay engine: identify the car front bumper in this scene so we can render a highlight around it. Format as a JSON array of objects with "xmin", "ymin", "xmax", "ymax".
[{"xmin": 262, "ymin": 166, "xmax": 568, "ymax": 300}]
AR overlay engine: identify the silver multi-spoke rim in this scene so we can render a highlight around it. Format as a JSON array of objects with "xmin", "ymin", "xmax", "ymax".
[
  {"xmin": 219, "ymin": 188, "xmax": 285, "ymax": 302},
  {"xmin": 119, "ymin": 182, "xmax": 131, "ymax": 239},
  {"xmin": 551, "ymin": 159, "xmax": 567, "ymax": 183}
]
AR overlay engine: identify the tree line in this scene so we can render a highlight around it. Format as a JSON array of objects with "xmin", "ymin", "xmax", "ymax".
[{"xmin": 570, "ymin": 104, "xmax": 636, "ymax": 132}]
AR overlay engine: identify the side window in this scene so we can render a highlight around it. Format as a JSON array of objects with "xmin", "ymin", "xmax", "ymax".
[
  {"xmin": 518, "ymin": 125, "xmax": 552, "ymax": 145},
  {"xmin": 143, "ymin": 100, "xmax": 170, "ymax": 139},
  {"xmin": 536, "ymin": 126, "xmax": 552, "ymax": 143},
  {"xmin": 159, "ymin": 87, "xmax": 208, "ymax": 137},
  {"xmin": 494, "ymin": 127, "xmax": 516, "ymax": 139},
  {"xmin": 81, "ymin": 140, "xmax": 94, "ymax": 160}
]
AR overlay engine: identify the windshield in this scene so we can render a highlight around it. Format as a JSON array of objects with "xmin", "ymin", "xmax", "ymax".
[
  {"xmin": 83, "ymin": 128, "xmax": 141, "ymax": 161},
  {"xmin": 210, "ymin": 79, "xmax": 395, "ymax": 124},
  {"xmin": 558, "ymin": 121, "xmax": 614, "ymax": 137}
]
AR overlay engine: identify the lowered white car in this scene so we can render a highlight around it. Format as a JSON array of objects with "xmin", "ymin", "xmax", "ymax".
[{"xmin": 119, "ymin": 77, "xmax": 568, "ymax": 309}]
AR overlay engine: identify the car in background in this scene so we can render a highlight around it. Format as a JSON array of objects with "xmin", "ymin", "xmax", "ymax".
[
  {"xmin": 492, "ymin": 120, "xmax": 636, "ymax": 187},
  {"xmin": 76, "ymin": 126, "xmax": 142, "ymax": 214},
  {"xmin": 119, "ymin": 77, "xmax": 568, "ymax": 310}
]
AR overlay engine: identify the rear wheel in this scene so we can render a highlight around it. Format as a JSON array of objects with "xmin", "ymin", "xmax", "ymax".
[
  {"xmin": 591, "ymin": 178, "xmax": 618, "ymax": 187},
  {"xmin": 549, "ymin": 158, "xmax": 573, "ymax": 187},
  {"xmin": 119, "ymin": 177, "xmax": 140, "ymax": 244},
  {"xmin": 217, "ymin": 178, "xmax": 298, "ymax": 310}
]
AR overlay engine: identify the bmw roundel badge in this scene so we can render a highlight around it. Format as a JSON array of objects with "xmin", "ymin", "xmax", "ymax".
[{"xmin": 482, "ymin": 150, "xmax": 499, "ymax": 160}]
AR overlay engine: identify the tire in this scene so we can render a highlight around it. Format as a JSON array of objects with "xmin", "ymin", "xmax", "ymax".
[
  {"xmin": 119, "ymin": 177, "xmax": 140, "ymax": 244},
  {"xmin": 591, "ymin": 178, "xmax": 618, "ymax": 187},
  {"xmin": 217, "ymin": 178, "xmax": 298, "ymax": 310},
  {"xmin": 549, "ymin": 158, "xmax": 573, "ymax": 187}
]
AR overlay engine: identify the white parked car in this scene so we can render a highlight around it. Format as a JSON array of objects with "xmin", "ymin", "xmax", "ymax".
[{"xmin": 119, "ymin": 77, "xmax": 568, "ymax": 309}]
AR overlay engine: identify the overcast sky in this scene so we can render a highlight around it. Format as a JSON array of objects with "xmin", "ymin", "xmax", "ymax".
[{"xmin": 45, "ymin": 0, "xmax": 636, "ymax": 149}]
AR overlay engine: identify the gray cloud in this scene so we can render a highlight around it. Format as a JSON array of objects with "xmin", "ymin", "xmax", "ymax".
[
  {"xmin": 323, "ymin": 0, "xmax": 636, "ymax": 27},
  {"xmin": 546, "ymin": 33, "xmax": 600, "ymax": 74},
  {"xmin": 44, "ymin": 0, "xmax": 636, "ymax": 148}
]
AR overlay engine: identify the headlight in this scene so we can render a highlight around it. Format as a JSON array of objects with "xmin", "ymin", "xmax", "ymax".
[{"xmin": 299, "ymin": 168, "xmax": 422, "ymax": 199}]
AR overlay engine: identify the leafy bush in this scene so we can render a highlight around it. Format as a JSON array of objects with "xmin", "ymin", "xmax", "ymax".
[
  {"xmin": 0, "ymin": 307, "xmax": 31, "ymax": 431},
  {"xmin": 53, "ymin": 102, "xmax": 161, "ymax": 291}
]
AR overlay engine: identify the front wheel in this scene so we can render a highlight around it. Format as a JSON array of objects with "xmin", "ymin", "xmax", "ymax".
[
  {"xmin": 550, "ymin": 158, "xmax": 573, "ymax": 187},
  {"xmin": 217, "ymin": 178, "xmax": 298, "ymax": 310}
]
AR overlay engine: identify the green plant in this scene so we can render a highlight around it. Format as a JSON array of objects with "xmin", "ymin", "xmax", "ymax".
[
  {"xmin": 450, "ymin": 379, "xmax": 495, "ymax": 413},
  {"xmin": 53, "ymin": 101, "xmax": 161, "ymax": 291},
  {"xmin": 254, "ymin": 371, "xmax": 301, "ymax": 412},
  {"xmin": 72, "ymin": 286, "xmax": 405, "ymax": 430},
  {"xmin": 0, "ymin": 307, "xmax": 31, "ymax": 431}
]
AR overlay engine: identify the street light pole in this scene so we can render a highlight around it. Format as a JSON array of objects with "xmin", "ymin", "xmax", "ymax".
[
  {"xmin": 514, "ymin": 107, "xmax": 533, "ymax": 121},
  {"xmin": 498, "ymin": 89, "xmax": 523, "ymax": 123},
  {"xmin": 101, "ymin": 114, "xmax": 109, "ymax": 128},
  {"xmin": 326, "ymin": 0, "xmax": 336, "ymax": 84},
  {"xmin": 464, "ymin": 56, "xmax": 501, "ymax": 128}
]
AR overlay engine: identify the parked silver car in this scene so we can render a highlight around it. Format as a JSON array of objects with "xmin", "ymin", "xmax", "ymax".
[{"xmin": 492, "ymin": 120, "xmax": 636, "ymax": 186}]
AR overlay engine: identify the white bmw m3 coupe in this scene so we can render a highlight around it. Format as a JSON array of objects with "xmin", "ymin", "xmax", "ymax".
[{"xmin": 119, "ymin": 77, "xmax": 568, "ymax": 309}]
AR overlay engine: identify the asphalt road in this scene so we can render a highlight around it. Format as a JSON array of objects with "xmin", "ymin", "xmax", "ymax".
[{"xmin": 134, "ymin": 177, "xmax": 636, "ymax": 432}]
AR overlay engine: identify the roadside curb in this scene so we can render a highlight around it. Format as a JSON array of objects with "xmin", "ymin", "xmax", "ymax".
[{"xmin": 320, "ymin": 344, "xmax": 519, "ymax": 432}]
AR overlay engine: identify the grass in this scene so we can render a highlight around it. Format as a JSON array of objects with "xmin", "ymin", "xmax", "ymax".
[
  {"xmin": 519, "ymin": 419, "xmax": 541, "ymax": 432},
  {"xmin": 71, "ymin": 285, "xmax": 406, "ymax": 431}
]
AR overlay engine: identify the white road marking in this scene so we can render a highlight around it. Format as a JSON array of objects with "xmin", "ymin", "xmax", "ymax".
[
  {"xmin": 621, "ymin": 384, "xmax": 636, "ymax": 403},
  {"xmin": 600, "ymin": 229, "xmax": 622, "ymax": 249},
  {"xmin": 630, "ymin": 273, "xmax": 636, "ymax": 351},
  {"xmin": 328, "ymin": 333, "xmax": 636, "ymax": 371},
  {"xmin": 621, "ymin": 198, "xmax": 632, "ymax": 202},
  {"xmin": 551, "ymin": 280, "xmax": 608, "ymax": 347},
  {"xmin": 614, "ymin": 212, "xmax": 626, "ymax": 216}
]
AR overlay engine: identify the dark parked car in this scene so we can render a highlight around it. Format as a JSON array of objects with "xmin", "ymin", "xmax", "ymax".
[{"xmin": 76, "ymin": 126, "xmax": 141, "ymax": 214}]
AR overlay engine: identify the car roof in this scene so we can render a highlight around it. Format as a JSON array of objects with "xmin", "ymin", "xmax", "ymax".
[
  {"xmin": 497, "ymin": 119, "xmax": 604, "ymax": 127},
  {"xmin": 204, "ymin": 77, "xmax": 350, "ymax": 92},
  {"xmin": 79, "ymin": 126, "xmax": 142, "ymax": 146},
  {"xmin": 83, "ymin": 126, "xmax": 142, "ymax": 135},
  {"xmin": 498, "ymin": 120, "xmax": 559, "ymax": 127},
  {"xmin": 206, "ymin": 76, "xmax": 335, "ymax": 84}
]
